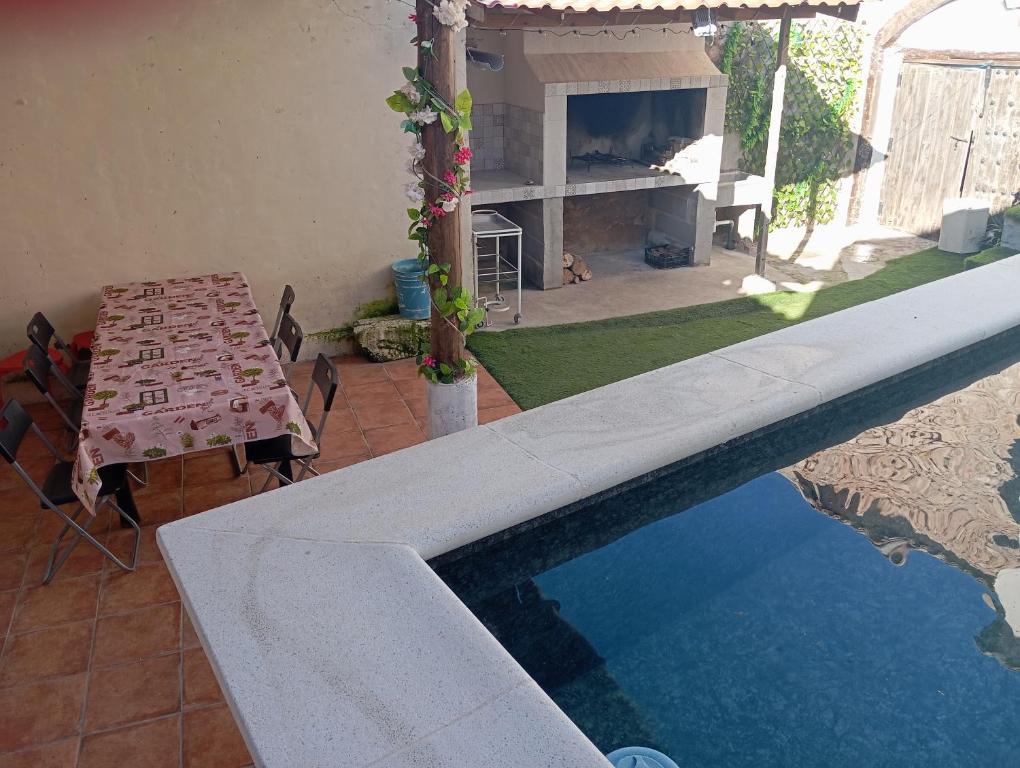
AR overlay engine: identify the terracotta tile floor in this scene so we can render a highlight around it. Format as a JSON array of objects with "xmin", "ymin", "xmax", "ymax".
[{"xmin": 0, "ymin": 357, "xmax": 520, "ymax": 766}]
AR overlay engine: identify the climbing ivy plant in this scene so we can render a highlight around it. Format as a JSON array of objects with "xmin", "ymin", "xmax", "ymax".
[{"xmin": 721, "ymin": 18, "xmax": 864, "ymax": 228}]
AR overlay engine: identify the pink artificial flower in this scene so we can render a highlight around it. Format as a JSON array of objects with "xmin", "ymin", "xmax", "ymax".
[
  {"xmin": 422, "ymin": 354, "xmax": 436, "ymax": 367},
  {"xmin": 464, "ymin": 188, "xmax": 473, "ymax": 195},
  {"xmin": 408, "ymin": 13, "xmax": 417, "ymax": 22},
  {"xmin": 443, "ymin": 170, "xmax": 457, "ymax": 185},
  {"xmin": 441, "ymin": 191, "xmax": 456, "ymax": 201},
  {"xmin": 428, "ymin": 203, "xmax": 446, "ymax": 218},
  {"xmin": 453, "ymin": 146, "xmax": 473, "ymax": 165}
]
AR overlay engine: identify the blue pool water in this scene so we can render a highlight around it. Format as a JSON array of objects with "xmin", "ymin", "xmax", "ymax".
[{"xmin": 437, "ymin": 349, "xmax": 1020, "ymax": 767}]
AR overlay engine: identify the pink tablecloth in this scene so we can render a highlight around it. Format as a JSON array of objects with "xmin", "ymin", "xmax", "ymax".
[{"xmin": 72, "ymin": 272, "xmax": 316, "ymax": 512}]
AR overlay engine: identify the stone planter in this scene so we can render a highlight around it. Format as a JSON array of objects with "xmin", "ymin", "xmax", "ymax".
[{"xmin": 426, "ymin": 374, "xmax": 477, "ymax": 439}]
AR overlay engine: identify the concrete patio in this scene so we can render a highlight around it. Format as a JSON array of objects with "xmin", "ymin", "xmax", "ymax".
[
  {"xmin": 480, "ymin": 225, "xmax": 935, "ymax": 329},
  {"xmin": 0, "ymin": 357, "xmax": 519, "ymax": 767}
]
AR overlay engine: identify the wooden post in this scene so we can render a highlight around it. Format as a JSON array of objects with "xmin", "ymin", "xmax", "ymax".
[
  {"xmin": 755, "ymin": 9, "xmax": 792, "ymax": 276},
  {"xmin": 417, "ymin": 0, "xmax": 465, "ymax": 366}
]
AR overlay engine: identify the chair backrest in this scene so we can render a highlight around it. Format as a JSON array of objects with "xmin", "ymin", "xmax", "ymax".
[
  {"xmin": 301, "ymin": 354, "xmax": 339, "ymax": 441},
  {"xmin": 22, "ymin": 345, "xmax": 82, "ymax": 431},
  {"xmin": 0, "ymin": 398, "xmax": 34, "ymax": 464},
  {"xmin": 27, "ymin": 312, "xmax": 57, "ymax": 352},
  {"xmin": 27, "ymin": 312, "xmax": 74, "ymax": 366},
  {"xmin": 269, "ymin": 285, "xmax": 296, "ymax": 347},
  {"xmin": 274, "ymin": 312, "xmax": 303, "ymax": 365},
  {"xmin": 0, "ymin": 398, "xmax": 82, "ymax": 520},
  {"xmin": 23, "ymin": 343, "xmax": 54, "ymax": 395}
]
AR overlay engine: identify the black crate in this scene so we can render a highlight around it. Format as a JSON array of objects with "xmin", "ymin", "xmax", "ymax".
[{"xmin": 644, "ymin": 244, "xmax": 693, "ymax": 269}]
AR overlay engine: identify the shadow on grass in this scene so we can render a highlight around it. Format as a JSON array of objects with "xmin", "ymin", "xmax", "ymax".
[{"xmin": 469, "ymin": 248, "xmax": 967, "ymax": 409}]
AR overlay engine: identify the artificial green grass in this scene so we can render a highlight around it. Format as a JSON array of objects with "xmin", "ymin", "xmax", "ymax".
[
  {"xmin": 468, "ymin": 248, "xmax": 968, "ymax": 409},
  {"xmin": 964, "ymin": 245, "xmax": 1016, "ymax": 270}
]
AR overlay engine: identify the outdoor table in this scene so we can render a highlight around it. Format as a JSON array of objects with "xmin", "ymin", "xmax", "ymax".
[{"xmin": 71, "ymin": 272, "xmax": 317, "ymax": 514}]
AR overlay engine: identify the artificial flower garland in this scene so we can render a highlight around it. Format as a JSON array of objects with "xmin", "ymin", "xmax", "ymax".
[{"xmin": 386, "ymin": 0, "xmax": 484, "ymax": 384}]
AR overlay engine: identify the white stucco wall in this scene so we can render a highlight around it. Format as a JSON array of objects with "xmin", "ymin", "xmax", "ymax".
[
  {"xmin": 897, "ymin": 0, "xmax": 1020, "ymax": 51},
  {"xmin": 0, "ymin": 0, "xmax": 416, "ymax": 357},
  {"xmin": 858, "ymin": 0, "xmax": 1020, "ymax": 51}
]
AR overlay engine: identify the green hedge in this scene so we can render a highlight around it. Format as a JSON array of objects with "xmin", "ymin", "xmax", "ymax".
[
  {"xmin": 720, "ymin": 19, "xmax": 864, "ymax": 228},
  {"xmin": 964, "ymin": 246, "xmax": 1017, "ymax": 270}
]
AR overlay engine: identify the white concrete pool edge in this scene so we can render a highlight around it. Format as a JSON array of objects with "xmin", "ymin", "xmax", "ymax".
[{"xmin": 158, "ymin": 254, "xmax": 1020, "ymax": 767}]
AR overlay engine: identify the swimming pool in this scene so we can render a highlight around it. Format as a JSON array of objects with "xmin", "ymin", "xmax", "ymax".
[{"xmin": 436, "ymin": 340, "xmax": 1020, "ymax": 767}]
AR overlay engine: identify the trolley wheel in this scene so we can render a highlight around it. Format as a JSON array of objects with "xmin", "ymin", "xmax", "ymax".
[{"xmin": 514, "ymin": 313, "xmax": 522, "ymax": 324}]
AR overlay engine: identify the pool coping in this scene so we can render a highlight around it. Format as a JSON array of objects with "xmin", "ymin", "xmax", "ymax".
[{"xmin": 158, "ymin": 254, "xmax": 1020, "ymax": 767}]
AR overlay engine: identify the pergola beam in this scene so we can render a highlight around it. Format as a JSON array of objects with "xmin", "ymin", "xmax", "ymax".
[{"xmin": 470, "ymin": 4, "xmax": 850, "ymax": 29}]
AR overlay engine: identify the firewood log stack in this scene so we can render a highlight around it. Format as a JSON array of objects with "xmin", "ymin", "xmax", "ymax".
[{"xmin": 562, "ymin": 252, "xmax": 592, "ymax": 284}]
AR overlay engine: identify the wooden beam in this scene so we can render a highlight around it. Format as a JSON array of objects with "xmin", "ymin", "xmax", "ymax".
[
  {"xmin": 418, "ymin": 0, "xmax": 466, "ymax": 367},
  {"xmin": 469, "ymin": 4, "xmax": 849, "ymax": 29},
  {"xmin": 755, "ymin": 7, "xmax": 792, "ymax": 276},
  {"xmin": 815, "ymin": 3, "xmax": 859, "ymax": 21},
  {"xmin": 903, "ymin": 48, "xmax": 1020, "ymax": 66}
]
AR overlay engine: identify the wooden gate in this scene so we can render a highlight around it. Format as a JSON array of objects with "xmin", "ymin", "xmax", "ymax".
[
  {"xmin": 879, "ymin": 63, "xmax": 983, "ymax": 235},
  {"xmin": 961, "ymin": 67, "xmax": 1020, "ymax": 214}
]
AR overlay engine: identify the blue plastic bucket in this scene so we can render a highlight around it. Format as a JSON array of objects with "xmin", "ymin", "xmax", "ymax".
[{"xmin": 392, "ymin": 258, "xmax": 430, "ymax": 320}]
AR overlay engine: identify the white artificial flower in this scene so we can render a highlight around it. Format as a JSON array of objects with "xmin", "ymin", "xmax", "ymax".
[
  {"xmin": 408, "ymin": 141, "xmax": 426, "ymax": 161},
  {"xmin": 405, "ymin": 183, "xmax": 424, "ymax": 203},
  {"xmin": 441, "ymin": 196, "xmax": 459, "ymax": 213},
  {"xmin": 434, "ymin": 0, "xmax": 468, "ymax": 32},
  {"xmin": 410, "ymin": 108, "xmax": 438, "ymax": 126},
  {"xmin": 400, "ymin": 81, "xmax": 420, "ymax": 104}
]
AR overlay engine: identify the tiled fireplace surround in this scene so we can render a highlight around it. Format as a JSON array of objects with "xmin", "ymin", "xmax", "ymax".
[{"xmin": 470, "ymin": 74, "xmax": 728, "ymax": 289}]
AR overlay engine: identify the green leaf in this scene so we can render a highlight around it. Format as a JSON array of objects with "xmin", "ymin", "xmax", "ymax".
[
  {"xmin": 439, "ymin": 363, "xmax": 452, "ymax": 376},
  {"xmin": 440, "ymin": 111, "xmax": 455, "ymax": 133},
  {"xmin": 463, "ymin": 308, "xmax": 486, "ymax": 332},
  {"xmin": 459, "ymin": 115, "xmax": 473, "ymax": 132},
  {"xmin": 402, "ymin": 66, "xmax": 418, "ymax": 82},
  {"xmin": 407, "ymin": 208, "xmax": 420, "ymax": 220},
  {"xmin": 386, "ymin": 92, "xmax": 413, "ymax": 113},
  {"xmin": 401, "ymin": 120, "xmax": 417, "ymax": 134},
  {"xmin": 454, "ymin": 89, "xmax": 472, "ymax": 117}
]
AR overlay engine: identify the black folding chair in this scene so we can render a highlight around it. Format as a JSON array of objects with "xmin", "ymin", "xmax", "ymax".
[
  {"xmin": 273, "ymin": 312, "xmax": 304, "ymax": 388},
  {"xmin": 27, "ymin": 312, "xmax": 90, "ymax": 390},
  {"xmin": 268, "ymin": 285, "xmax": 295, "ymax": 352},
  {"xmin": 244, "ymin": 353, "xmax": 338, "ymax": 491},
  {"xmin": 273, "ymin": 312, "xmax": 303, "ymax": 365},
  {"xmin": 0, "ymin": 399, "xmax": 140, "ymax": 585},
  {"xmin": 23, "ymin": 343, "xmax": 83, "ymax": 438},
  {"xmin": 23, "ymin": 344, "xmax": 149, "ymax": 486}
]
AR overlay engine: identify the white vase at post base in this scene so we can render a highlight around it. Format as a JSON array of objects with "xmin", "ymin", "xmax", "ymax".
[{"xmin": 426, "ymin": 375, "xmax": 478, "ymax": 439}]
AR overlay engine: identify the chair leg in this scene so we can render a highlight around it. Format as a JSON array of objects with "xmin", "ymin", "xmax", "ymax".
[
  {"xmin": 230, "ymin": 445, "xmax": 244, "ymax": 477},
  {"xmin": 258, "ymin": 461, "xmax": 294, "ymax": 493},
  {"xmin": 293, "ymin": 459, "xmax": 320, "ymax": 482},
  {"xmin": 42, "ymin": 498, "xmax": 140, "ymax": 584},
  {"xmin": 105, "ymin": 499, "xmax": 142, "ymax": 574},
  {"xmin": 127, "ymin": 462, "xmax": 149, "ymax": 487},
  {"xmin": 43, "ymin": 505, "xmax": 91, "ymax": 586}
]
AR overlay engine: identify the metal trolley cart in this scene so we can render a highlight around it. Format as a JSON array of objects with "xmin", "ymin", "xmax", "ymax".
[{"xmin": 471, "ymin": 209, "xmax": 523, "ymax": 325}]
